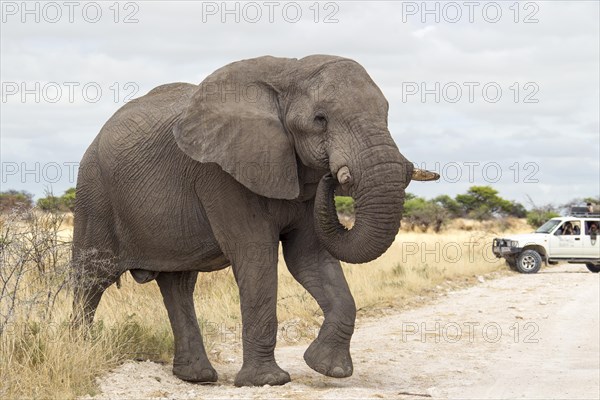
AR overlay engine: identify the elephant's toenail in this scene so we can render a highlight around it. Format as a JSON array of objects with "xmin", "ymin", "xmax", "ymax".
[
  {"xmin": 201, "ymin": 369, "xmax": 217, "ymax": 380},
  {"xmin": 331, "ymin": 367, "xmax": 345, "ymax": 377}
]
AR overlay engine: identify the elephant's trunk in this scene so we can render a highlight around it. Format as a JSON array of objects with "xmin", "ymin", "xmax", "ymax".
[{"xmin": 314, "ymin": 138, "xmax": 412, "ymax": 264}]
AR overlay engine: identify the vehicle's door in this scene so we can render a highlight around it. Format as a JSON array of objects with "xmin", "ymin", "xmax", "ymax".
[
  {"xmin": 583, "ymin": 219, "xmax": 600, "ymax": 258},
  {"xmin": 548, "ymin": 220, "xmax": 583, "ymax": 257}
]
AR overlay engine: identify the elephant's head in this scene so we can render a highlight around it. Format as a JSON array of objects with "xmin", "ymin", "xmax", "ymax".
[{"xmin": 174, "ymin": 55, "xmax": 438, "ymax": 264}]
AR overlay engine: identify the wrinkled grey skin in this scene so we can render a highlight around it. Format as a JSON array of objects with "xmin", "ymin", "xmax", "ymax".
[{"xmin": 72, "ymin": 55, "xmax": 415, "ymax": 387}]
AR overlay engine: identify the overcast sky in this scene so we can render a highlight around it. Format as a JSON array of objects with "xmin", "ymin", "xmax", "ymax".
[{"xmin": 1, "ymin": 0, "xmax": 599, "ymax": 208}]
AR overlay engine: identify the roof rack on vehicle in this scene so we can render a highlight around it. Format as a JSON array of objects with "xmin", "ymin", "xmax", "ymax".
[{"xmin": 570, "ymin": 206, "xmax": 600, "ymax": 217}]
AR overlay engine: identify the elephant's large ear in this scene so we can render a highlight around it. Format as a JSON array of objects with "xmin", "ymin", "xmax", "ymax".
[{"xmin": 173, "ymin": 57, "xmax": 299, "ymax": 199}]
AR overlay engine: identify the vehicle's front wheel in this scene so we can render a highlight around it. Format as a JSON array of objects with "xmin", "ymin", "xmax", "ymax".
[
  {"xmin": 516, "ymin": 250, "xmax": 542, "ymax": 274},
  {"xmin": 586, "ymin": 263, "xmax": 600, "ymax": 273},
  {"xmin": 505, "ymin": 256, "xmax": 518, "ymax": 272}
]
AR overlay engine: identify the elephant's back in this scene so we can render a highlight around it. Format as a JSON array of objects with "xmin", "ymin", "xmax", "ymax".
[
  {"xmin": 78, "ymin": 82, "xmax": 217, "ymax": 266},
  {"xmin": 90, "ymin": 83, "xmax": 198, "ymax": 183},
  {"xmin": 111, "ymin": 82, "xmax": 197, "ymax": 121},
  {"xmin": 97, "ymin": 82, "xmax": 197, "ymax": 155},
  {"xmin": 91, "ymin": 81, "xmax": 200, "ymax": 198}
]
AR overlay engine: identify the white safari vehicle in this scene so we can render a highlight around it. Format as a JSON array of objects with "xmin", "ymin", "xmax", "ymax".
[{"xmin": 493, "ymin": 209, "xmax": 600, "ymax": 274}]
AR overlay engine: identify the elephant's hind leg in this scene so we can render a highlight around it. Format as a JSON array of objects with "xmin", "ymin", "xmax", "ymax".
[
  {"xmin": 71, "ymin": 185, "xmax": 122, "ymax": 331},
  {"xmin": 156, "ymin": 271, "xmax": 218, "ymax": 383},
  {"xmin": 72, "ymin": 249, "xmax": 122, "ymax": 330}
]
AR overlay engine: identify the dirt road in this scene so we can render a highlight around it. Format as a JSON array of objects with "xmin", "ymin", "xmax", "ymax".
[{"xmin": 87, "ymin": 264, "xmax": 599, "ymax": 399}]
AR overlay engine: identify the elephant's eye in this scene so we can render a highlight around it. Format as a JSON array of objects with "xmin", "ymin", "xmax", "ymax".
[{"xmin": 314, "ymin": 113, "xmax": 327, "ymax": 130}]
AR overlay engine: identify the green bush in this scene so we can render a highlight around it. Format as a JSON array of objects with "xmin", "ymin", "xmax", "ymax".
[
  {"xmin": 36, "ymin": 188, "xmax": 76, "ymax": 212},
  {"xmin": 0, "ymin": 190, "xmax": 33, "ymax": 213},
  {"xmin": 37, "ymin": 195, "xmax": 64, "ymax": 212},
  {"xmin": 506, "ymin": 201, "xmax": 528, "ymax": 218},
  {"xmin": 61, "ymin": 188, "xmax": 76, "ymax": 211},
  {"xmin": 455, "ymin": 186, "xmax": 524, "ymax": 220},
  {"xmin": 335, "ymin": 196, "xmax": 354, "ymax": 215},
  {"xmin": 526, "ymin": 209, "xmax": 560, "ymax": 228},
  {"xmin": 432, "ymin": 195, "xmax": 462, "ymax": 218},
  {"xmin": 332, "ymin": 186, "xmax": 527, "ymax": 231},
  {"xmin": 403, "ymin": 197, "xmax": 447, "ymax": 232}
]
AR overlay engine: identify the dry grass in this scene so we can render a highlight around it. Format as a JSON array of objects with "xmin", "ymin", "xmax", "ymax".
[{"xmin": 0, "ymin": 212, "xmax": 526, "ymax": 399}]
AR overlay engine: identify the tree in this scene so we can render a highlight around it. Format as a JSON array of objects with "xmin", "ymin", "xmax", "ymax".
[
  {"xmin": 61, "ymin": 188, "xmax": 76, "ymax": 212},
  {"xmin": 561, "ymin": 196, "xmax": 600, "ymax": 214},
  {"xmin": 334, "ymin": 196, "xmax": 354, "ymax": 215},
  {"xmin": 36, "ymin": 188, "xmax": 76, "ymax": 212},
  {"xmin": 455, "ymin": 186, "xmax": 520, "ymax": 220},
  {"xmin": 524, "ymin": 195, "xmax": 560, "ymax": 228},
  {"xmin": 432, "ymin": 194, "xmax": 462, "ymax": 218},
  {"xmin": 0, "ymin": 190, "xmax": 34, "ymax": 213},
  {"xmin": 526, "ymin": 208, "xmax": 560, "ymax": 228},
  {"xmin": 583, "ymin": 196, "xmax": 600, "ymax": 205},
  {"xmin": 37, "ymin": 195, "xmax": 63, "ymax": 212},
  {"xmin": 403, "ymin": 196, "xmax": 447, "ymax": 232},
  {"xmin": 505, "ymin": 201, "xmax": 527, "ymax": 218}
]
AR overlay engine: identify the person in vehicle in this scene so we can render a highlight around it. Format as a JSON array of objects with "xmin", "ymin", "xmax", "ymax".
[
  {"xmin": 560, "ymin": 222, "xmax": 574, "ymax": 235},
  {"xmin": 589, "ymin": 222, "xmax": 599, "ymax": 244}
]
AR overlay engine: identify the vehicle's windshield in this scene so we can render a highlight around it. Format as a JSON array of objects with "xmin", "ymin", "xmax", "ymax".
[{"xmin": 536, "ymin": 219, "xmax": 561, "ymax": 233}]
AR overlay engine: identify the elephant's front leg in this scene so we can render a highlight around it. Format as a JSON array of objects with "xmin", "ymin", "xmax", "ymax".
[
  {"xmin": 230, "ymin": 243, "xmax": 291, "ymax": 387},
  {"xmin": 281, "ymin": 218, "xmax": 356, "ymax": 378},
  {"xmin": 156, "ymin": 271, "xmax": 218, "ymax": 382}
]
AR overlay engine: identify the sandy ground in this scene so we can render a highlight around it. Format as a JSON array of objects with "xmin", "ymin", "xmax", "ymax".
[{"xmin": 85, "ymin": 264, "xmax": 599, "ymax": 399}]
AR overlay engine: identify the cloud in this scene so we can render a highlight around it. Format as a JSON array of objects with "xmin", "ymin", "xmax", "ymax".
[
  {"xmin": 412, "ymin": 25, "xmax": 436, "ymax": 39},
  {"xmin": 1, "ymin": 1, "xmax": 598, "ymax": 207}
]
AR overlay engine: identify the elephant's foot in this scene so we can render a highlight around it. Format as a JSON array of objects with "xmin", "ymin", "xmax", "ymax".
[
  {"xmin": 304, "ymin": 338, "xmax": 353, "ymax": 378},
  {"xmin": 234, "ymin": 361, "xmax": 291, "ymax": 387},
  {"xmin": 173, "ymin": 358, "xmax": 218, "ymax": 383}
]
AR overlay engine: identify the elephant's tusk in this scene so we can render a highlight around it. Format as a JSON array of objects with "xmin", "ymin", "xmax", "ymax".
[
  {"xmin": 336, "ymin": 166, "xmax": 353, "ymax": 185},
  {"xmin": 411, "ymin": 168, "xmax": 440, "ymax": 181}
]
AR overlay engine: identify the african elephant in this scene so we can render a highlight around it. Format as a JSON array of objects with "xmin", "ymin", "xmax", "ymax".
[{"xmin": 72, "ymin": 55, "xmax": 438, "ymax": 387}]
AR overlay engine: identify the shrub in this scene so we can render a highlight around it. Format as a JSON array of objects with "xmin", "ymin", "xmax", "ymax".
[
  {"xmin": 37, "ymin": 195, "xmax": 64, "ymax": 212},
  {"xmin": 432, "ymin": 195, "xmax": 462, "ymax": 218},
  {"xmin": 403, "ymin": 197, "xmax": 448, "ymax": 232},
  {"xmin": 36, "ymin": 188, "xmax": 76, "ymax": 212},
  {"xmin": 0, "ymin": 190, "xmax": 34, "ymax": 213},
  {"xmin": 506, "ymin": 201, "xmax": 527, "ymax": 218},
  {"xmin": 334, "ymin": 196, "xmax": 354, "ymax": 215},
  {"xmin": 526, "ymin": 209, "xmax": 560, "ymax": 228},
  {"xmin": 455, "ymin": 186, "xmax": 524, "ymax": 220},
  {"xmin": 61, "ymin": 188, "xmax": 76, "ymax": 212},
  {"xmin": 0, "ymin": 210, "xmax": 70, "ymax": 334}
]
